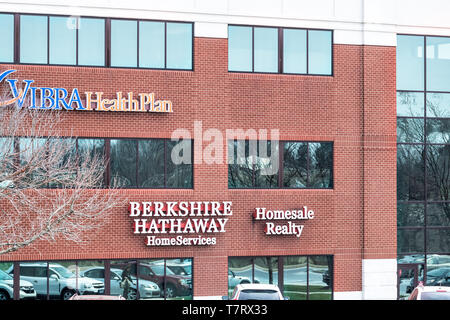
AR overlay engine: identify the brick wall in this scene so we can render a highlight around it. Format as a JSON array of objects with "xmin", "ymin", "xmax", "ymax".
[{"xmin": 0, "ymin": 39, "xmax": 397, "ymax": 297}]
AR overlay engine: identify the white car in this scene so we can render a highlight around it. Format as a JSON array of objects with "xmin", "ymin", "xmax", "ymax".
[
  {"xmin": 7, "ymin": 263, "xmax": 104, "ymax": 300},
  {"xmin": 0, "ymin": 269, "xmax": 36, "ymax": 300},
  {"xmin": 225, "ymin": 283, "xmax": 288, "ymax": 300},
  {"xmin": 80, "ymin": 267, "xmax": 160, "ymax": 300},
  {"xmin": 408, "ymin": 284, "xmax": 450, "ymax": 300}
]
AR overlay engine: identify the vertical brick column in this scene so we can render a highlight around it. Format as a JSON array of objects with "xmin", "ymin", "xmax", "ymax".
[{"xmin": 361, "ymin": 45, "xmax": 397, "ymax": 299}]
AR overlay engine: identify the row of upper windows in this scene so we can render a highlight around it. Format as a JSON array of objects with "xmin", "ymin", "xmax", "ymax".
[{"xmin": 0, "ymin": 13, "xmax": 333, "ymax": 74}]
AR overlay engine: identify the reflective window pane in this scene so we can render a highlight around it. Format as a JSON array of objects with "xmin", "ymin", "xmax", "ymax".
[
  {"xmin": 228, "ymin": 26, "xmax": 252, "ymax": 72},
  {"xmin": 0, "ymin": 14, "xmax": 14, "ymax": 62},
  {"xmin": 228, "ymin": 257, "xmax": 253, "ymax": 296},
  {"xmin": 283, "ymin": 256, "xmax": 307, "ymax": 300},
  {"xmin": 397, "ymin": 35, "xmax": 424, "ymax": 91},
  {"xmin": 49, "ymin": 16, "xmax": 76, "ymax": 65},
  {"xmin": 427, "ymin": 203, "xmax": 450, "ymax": 227},
  {"xmin": 166, "ymin": 22, "xmax": 192, "ymax": 69},
  {"xmin": 110, "ymin": 139, "xmax": 137, "ymax": 187},
  {"xmin": 426, "ymin": 254, "xmax": 450, "ymax": 286},
  {"xmin": 110, "ymin": 260, "xmax": 137, "ymax": 300},
  {"xmin": 426, "ymin": 119, "xmax": 450, "ymax": 144},
  {"xmin": 77, "ymin": 261, "xmax": 105, "ymax": 295},
  {"xmin": 397, "ymin": 203, "xmax": 425, "ymax": 227},
  {"xmin": 255, "ymin": 141, "xmax": 279, "ymax": 188},
  {"xmin": 397, "ymin": 144, "xmax": 425, "ymax": 201},
  {"xmin": 0, "ymin": 262, "xmax": 15, "ymax": 300},
  {"xmin": 283, "ymin": 142, "xmax": 308, "ymax": 188},
  {"xmin": 254, "ymin": 257, "xmax": 278, "ymax": 286},
  {"xmin": 427, "ymin": 36, "xmax": 450, "ymax": 92},
  {"xmin": 77, "ymin": 139, "xmax": 105, "ymax": 186},
  {"xmin": 397, "ymin": 229, "xmax": 425, "ymax": 253},
  {"xmin": 78, "ymin": 18, "xmax": 105, "ymax": 66},
  {"xmin": 397, "ymin": 118, "xmax": 424, "ymax": 143},
  {"xmin": 111, "ymin": 19, "xmax": 137, "ymax": 67},
  {"xmin": 228, "ymin": 140, "xmax": 254, "ymax": 188},
  {"xmin": 139, "ymin": 21, "xmax": 165, "ymax": 68},
  {"xmin": 137, "ymin": 259, "xmax": 164, "ymax": 299},
  {"xmin": 308, "ymin": 256, "xmax": 332, "ymax": 300},
  {"xmin": 397, "ymin": 254, "xmax": 425, "ymax": 264},
  {"xmin": 397, "ymin": 92, "xmax": 424, "ymax": 117},
  {"xmin": 17, "ymin": 262, "xmax": 47, "ymax": 300},
  {"xmin": 165, "ymin": 259, "xmax": 192, "ymax": 300},
  {"xmin": 20, "ymin": 15, "xmax": 48, "ymax": 64},
  {"xmin": 308, "ymin": 30, "xmax": 332, "ymax": 75},
  {"xmin": 283, "ymin": 29, "xmax": 307, "ymax": 74},
  {"xmin": 138, "ymin": 139, "xmax": 164, "ymax": 187},
  {"xmin": 427, "ymin": 93, "xmax": 450, "ymax": 118},
  {"xmin": 427, "ymin": 229, "xmax": 450, "ymax": 253},
  {"xmin": 254, "ymin": 27, "xmax": 278, "ymax": 73},
  {"xmin": 309, "ymin": 142, "xmax": 333, "ymax": 188},
  {"xmin": 166, "ymin": 139, "xmax": 193, "ymax": 188},
  {"xmin": 426, "ymin": 145, "xmax": 450, "ymax": 201}
]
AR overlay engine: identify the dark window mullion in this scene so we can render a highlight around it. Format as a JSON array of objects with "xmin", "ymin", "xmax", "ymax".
[
  {"xmin": 278, "ymin": 28, "xmax": 283, "ymax": 73},
  {"xmin": 252, "ymin": 27, "xmax": 255, "ymax": 72},
  {"xmin": 14, "ymin": 14, "xmax": 19, "ymax": 63},
  {"xmin": 306, "ymin": 30, "xmax": 309, "ymax": 74},
  {"xmin": 137, "ymin": 21, "xmax": 140, "ymax": 68},
  {"xmin": 105, "ymin": 18, "xmax": 111, "ymax": 67},
  {"xmin": 75, "ymin": 17, "xmax": 79, "ymax": 66},
  {"xmin": 46, "ymin": 15, "xmax": 50, "ymax": 64},
  {"xmin": 164, "ymin": 22, "xmax": 167, "ymax": 69},
  {"xmin": 136, "ymin": 140, "xmax": 139, "ymax": 187}
]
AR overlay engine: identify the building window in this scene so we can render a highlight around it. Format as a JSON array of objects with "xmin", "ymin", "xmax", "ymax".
[
  {"xmin": 228, "ymin": 25, "xmax": 332, "ymax": 75},
  {"xmin": 3, "ymin": 258, "xmax": 192, "ymax": 300},
  {"xmin": 0, "ymin": 13, "xmax": 14, "ymax": 63},
  {"xmin": 397, "ymin": 34, "xmax": 450, "ymax": 298},
  {"xmin": 5, "ymin": 137, "xmax": 193, "ymax": 189},
  {"xmin": 228, "ymin": 140, "xmax": 333, "ymax": 189},
  {"xmin": 9, "ymin": 13, "xmax": 192, "ymax": 69},
  {"xmin": 228, "ymin": 255, "xmax": 333, "ymax": 300}
]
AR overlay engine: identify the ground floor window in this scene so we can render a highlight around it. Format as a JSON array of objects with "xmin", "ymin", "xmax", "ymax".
[
  {"xmin": 0, "ymin": 258, "xmax": 192, "ymax": 300},
  {"xmin": 228, "ymin": 255, "xmax": 333, "ymax": 300}
]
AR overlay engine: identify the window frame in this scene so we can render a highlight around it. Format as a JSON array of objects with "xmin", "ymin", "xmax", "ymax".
[
  {"xmin": 228, "ymin": 24, "xmax": 333, "ymax": 76},
  {"xmin": 0, "ymin": 12, "xmax": 194, "ymax": 70},
  {"xmin": 228, "ymin": 140, "xmax": 334, "ymax": 190}
]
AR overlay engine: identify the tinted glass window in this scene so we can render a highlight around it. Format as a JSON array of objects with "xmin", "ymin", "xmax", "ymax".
[
  {"xmin": 427, "ymin": 36, "xmax": 450, "ymax": 92},
  {"xmin": 426, "ymin": 119, "xmax": 450, "ymax": 143},
  {"xmin": 139, "ymin": 21, "xmax": 165, "ymax": 68},
  {"xmin": 166, "ymin": 22, "xmax": 192, "ymax": 69},
  {"xmin": 397, "ymin": 203, "xmax": 425, "ymax": 227},
  {"xmin": 283, "ymin": 28, "xmax": 307, "ymax": 74},
  {"xmin": 308, "ymin": 256, "xmax": 333, "ymax": 300},
  {"xmin": 254, "ymin": 27, "xmax": 278, "ymax": 73},
  {"xmin": 398, "ymin": 229, "xmax": 425, "ymax": 253},
  {"xmin": 427, "ymin": 229, "xmax": 450, "ymax": 253},
  {"xmin": 228, "ymin": 140, "xmax": 254, "ymax": 188},
  {"xmin": 166, "ymin": 139, "xmax": 193, "ymax": 188},
  {"xmin": 309, "ymin": 142, "xmax": 333, "ymax": 188},
  {"xmin": 397, "ymin": 92, "xmax": 424, "ymax": 117},
  {"xmin": 427, "ymin": 203, "xmax": 450, "ymax": 226},
  {"xmin": 254, "ymin": 141, "xmax": 279, "ymax": 188},
  {"xmin": 426, "ymin": 145, "xmax": 450, "ymax": 201},
  {"xmin": 110, "ymin": 139, "xmax": 137, "ymax": 187},
  {"xmin": 0, "ymin": 14, "xmax": 14, "ymax": 62},
  {"xmin": 49, "ymin": 16, "xmax": 76, "ymax": 65},
  {"xmin": 138, "ymin": 139, "xmax": 164, "ymax": 187},
  {"xmin": 283, "ymin": 142, "xmax": 308, "ymax": 188},
  {"xmin": 397, "ymin": 144, "xmax": 425, "ymax": 201},
  {"xmin": 308, "ymin": 30, "xmax": 332, "ymax": 75},
  {"xmin": 20, "ymin": 15, "xmax": 48, "ymax": 64},
  {"xmin": 78, "ymin": 18, "xmax": 105, "ymax": 66},
  {"xmin": 111, "ymin": 19, "xmax": 137, "ymax": 67},
  {"xmin": 397, "ymin": 35, "xmax": 424, "ymax": 90},
  {"xmin": 397, "ymin": 118, "xmax": 424, "ymax": 143},
  {"xmin": 228, "ymin": 26, "xmax": 252, "ymax": 72},
  {"xmin": 427, "ymin": 93, "xmax": 450, "ymax": 118}
]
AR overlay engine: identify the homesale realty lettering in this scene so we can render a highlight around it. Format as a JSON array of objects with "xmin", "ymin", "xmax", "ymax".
[
  {"xmin": 253, "ymin": 206, "xmax": 315, "ymax": 237},
  {"xmin": 129, "ymin": 201, "xmax": 232, "ymax": 246},
  {"xmin": 0, "ymin": 69, "xmax": 172, "ymax": 113}
]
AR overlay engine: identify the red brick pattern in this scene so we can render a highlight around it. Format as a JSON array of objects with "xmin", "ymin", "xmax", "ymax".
[{"xmin": 0, "ymin": 40, "xmax": 397, "ymax": 296}]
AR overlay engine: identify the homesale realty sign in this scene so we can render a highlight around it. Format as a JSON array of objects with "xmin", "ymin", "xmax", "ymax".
[{"xmin": 0, "ymin": 69, "xmax": 172, "ymax": 112}]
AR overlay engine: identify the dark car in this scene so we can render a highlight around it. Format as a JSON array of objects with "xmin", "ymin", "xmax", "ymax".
[{"xmin": 135, "ymin": 263, "xmax": 192, "ymax": 298}]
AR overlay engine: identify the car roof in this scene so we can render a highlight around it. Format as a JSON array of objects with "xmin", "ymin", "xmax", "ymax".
[
  {"xmin": 237, "ymin": 283, "xmax": 280, "ymax": 291},
  {"xmin": 419, "ymin": 286, "xmax": 450, "ymax": 293}
]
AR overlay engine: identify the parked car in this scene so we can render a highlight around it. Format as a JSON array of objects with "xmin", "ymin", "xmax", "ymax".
[
  {"xmin": 0, "ymin": 269, "xmax": 36, "ymax": 300},
  {"xmin": 80, "ymin": 267, "xmax": 160, "ymax": 300},
  {"xmin": 135, "ymin": 263, "xmax": 192, "ymax": 298},
  {"xmin": 228, "ymin": 270, "xmax": 258, "ymax": 288},
  {"xmin": 407, "ymin": 267, "xmax": 450, "ymax": 293},
  {"xmin": 69, "ymin": 294, "xmax": 126, "ymax": 300},
  {"xmin": 224, "ymin": 283, "xmax": 288, "ymax": 300},
  {"xmin": 166, "ymin": 262, "xmax": 191, "ymax": 277},
  {"xmin": 408, "ymin": 284, "xmax": 450, "ymax": 300},
  {"xmin": 7, "ymin": 263, "xmax": 104, "ymax": 300}
]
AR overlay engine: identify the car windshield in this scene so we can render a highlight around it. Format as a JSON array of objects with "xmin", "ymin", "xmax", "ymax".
[
  {"xmin": 52, "ymin": 266, "xmax": 76, "ymax": 278},
  {"xmin": 0, "ymin": 270, "xmax": 12, "ymax": 281},
  {"xmin": 150, "ymin": 265, "xmax": 175, "ymax": 276},
  {"xmin": 238, "ymin": 289, "xmax": 280, "ymax": 300},
  {"xmin": 168, "ymin": 265, "xmax": 191, "ymax": 276},
  {"xmin": 421, "ymin": 292, "xmax": 450, "ymax": 300}
]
